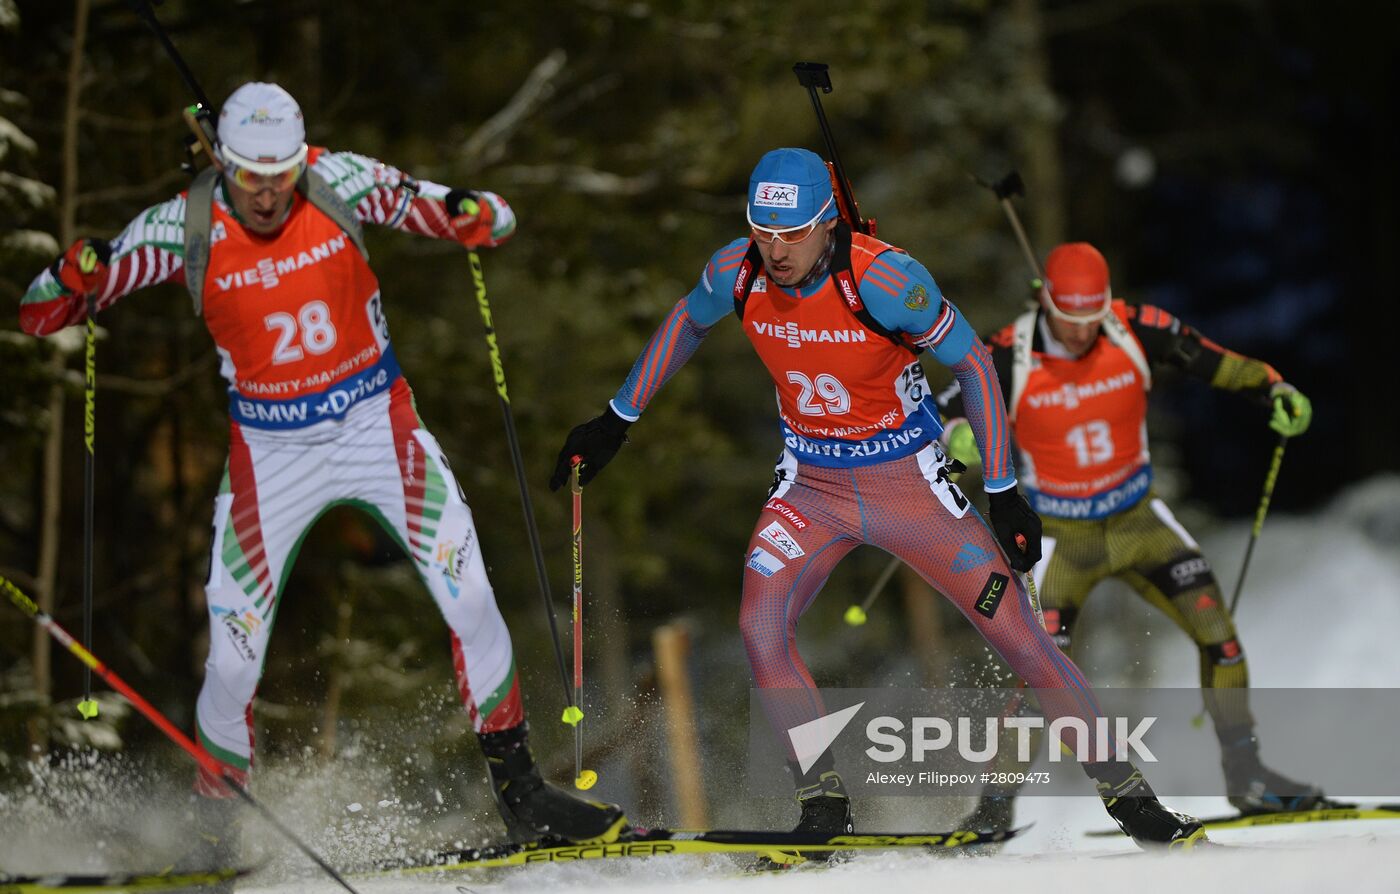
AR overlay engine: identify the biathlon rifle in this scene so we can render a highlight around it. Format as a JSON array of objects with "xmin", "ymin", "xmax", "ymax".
[{"xmin": 793, "ymin": 62, "xmax": 874, "ymax": 236}]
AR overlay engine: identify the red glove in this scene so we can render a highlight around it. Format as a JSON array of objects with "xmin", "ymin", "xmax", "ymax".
[
  {"xmin": 446, "ymin": 190, "xmax": 516, "ymax": 249},
  {"xmin": 52, "ymin": 238, "xmax": 112, "ymax": 298}
]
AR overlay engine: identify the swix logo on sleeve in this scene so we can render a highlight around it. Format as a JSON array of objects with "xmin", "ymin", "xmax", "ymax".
[
  {"xmin": 753, "ymin": 182, "xmax": 799, "ymax": 208},
  {"xmin": 212, "ymin": 232, "xmax": 351, "ymax": 292},
  {"xmin": 1025, "ymin": 371, "xmax": 1137, "ymax": 411},
  {"xmin": 752, "ymin": 320, "xmax": 868, "ymax": 350}
]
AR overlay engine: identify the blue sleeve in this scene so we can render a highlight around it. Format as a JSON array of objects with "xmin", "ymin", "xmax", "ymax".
[
  {"xmin": 949, "ymin": 345, "xmax": 1017, "ymax": 492},
  {"xmin": 859, "ymin": 251, "xmax": 976, "ymax": 364},
  {"xmin": 685, "ymin": 238, "xmax": 750, "ymax": 327},
  {"xmin": 610, "ymin": 240, "xmax": 746, "ymax": 419}
]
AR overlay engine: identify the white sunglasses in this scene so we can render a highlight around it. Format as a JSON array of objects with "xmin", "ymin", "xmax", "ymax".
[
  {"xmin": 1040, "ymin": 280, "xmax": 1113, "ymax": 324},
  {"xmin": 747, "ymin": 194, "xmax": 835, "ymax": 245}
]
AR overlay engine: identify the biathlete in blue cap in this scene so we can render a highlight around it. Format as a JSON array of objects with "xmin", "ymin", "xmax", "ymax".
[{"xmin": 550, "ymin": 148, "xmax": 1205, "ymax": 851}]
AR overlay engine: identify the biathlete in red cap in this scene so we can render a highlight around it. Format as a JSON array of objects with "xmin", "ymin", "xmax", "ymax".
[{"xmin": 937, "ymin": 242, "xmax": 1327, "ymax": 833}]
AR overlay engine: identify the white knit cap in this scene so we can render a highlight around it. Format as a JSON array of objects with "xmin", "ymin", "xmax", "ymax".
[{"xmin": 217, "ymin": 82, "xmax": 308, "ymax": 174}]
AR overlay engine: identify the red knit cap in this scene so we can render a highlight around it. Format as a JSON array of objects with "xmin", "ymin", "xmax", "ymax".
[{"xmin": 1043, "ymin": 243, "xmax": 1111, "ymax": 314}]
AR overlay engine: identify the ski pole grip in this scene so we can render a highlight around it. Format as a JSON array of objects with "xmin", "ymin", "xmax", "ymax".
[
  {"xmin": 993, "ymin": 170, "xmax": 1026, "ymax": 201},
  {"xmin": 793, "ymin": 61, "xmax": 833, "ymax": 92}
]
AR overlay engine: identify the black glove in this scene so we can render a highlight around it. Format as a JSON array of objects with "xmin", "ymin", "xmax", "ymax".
[
  {"xmin": 549, "ymin": 406, "xmax": 632, "ymax": 491},
  {"xmin": 987, "ymin": 486, "xmax": 1042, "ymax": 573}
]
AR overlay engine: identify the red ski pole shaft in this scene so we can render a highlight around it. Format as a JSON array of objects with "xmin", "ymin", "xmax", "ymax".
[
  {"xmin": 3, "ymin": 575, "xmax": 226, "ymax": 781},
  {"xmin": 0, "ymin": 574, "xmax": 363, "ymax": 894},
  {"xmin": 570, "ymin": 456, "xmax": 584, "ymax": 777}
]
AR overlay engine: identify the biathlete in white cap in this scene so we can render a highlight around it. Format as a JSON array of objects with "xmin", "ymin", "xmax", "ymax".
[
  {"xmin": 20, "ymin": 81, "xmax": 628, "ymax": 868},
  {"xmin": 550, "ymin": 149, "xmax": 1206, "ymax": 851}
]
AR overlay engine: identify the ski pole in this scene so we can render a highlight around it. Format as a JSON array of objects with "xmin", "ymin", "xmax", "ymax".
[
  {"xmin": 793, "ymin": 62, "xmax": 873, "ymax": 236},
  {"xmin": 466, "ymin": 250, "xmax": 576, "ymax": 715},
  {"xmin": 1008, "ymin": 531, "xmax": 1047, "ymax": 629},
  {"xmin": 843, "ymin": 555, "xmax": 901, "ymax": 626},
  {"xmin": 78, "ymin": 288, "xmax": 98, "ymax": 721},
  {"xmin": 567, "ymin": 457, "xmax": 597, "ymax": 790},
  {"xmin": 1227, "ymin": 434, "xmax": 1287, "ymax": 616},
  {"xmin": 0, "ymin": 575, "xmax": 363, "ymax": 894},
  {"xmin": 124, "ymin": 1, "xmax": 219, "ymax": 174},
  {"xmin": 1022, "ymin": 567, "xmax": 1045, "ymax": 629},
  {"xmin": 971, "ymin": 170, "xmax": 1045, "ymax": 280},
  {"xmin": 124, "ymin": 0, "xmax": 212, "ymax": 110},
  {"xmin": 1191, "ymin": 435, "xmax": 1289, "ymax": 728}
]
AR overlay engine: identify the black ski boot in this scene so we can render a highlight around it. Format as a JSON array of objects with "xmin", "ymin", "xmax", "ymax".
[
  {"xmin": 1097, "ymin": 769, "xmax": 1206, "ymax": 850},
  {"xmin": 792, "ymin": 769, "xmax": 854, "ymax": 836},
  {"xmin": 1222, "ymin": 737, "xmax": 1335, "ymax": 815},
  {"xmin": 755, "ymin": 768, "xmax": 853, "ymax": 870},
  {"xmin": 479, "ymin": 722, "xmax": 628, "ymax": 843}
]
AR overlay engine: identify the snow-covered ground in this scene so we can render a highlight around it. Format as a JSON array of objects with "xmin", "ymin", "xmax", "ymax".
[{"xmin": 7, "ymin": 477, "xmax": 1400, "ymax": 892}]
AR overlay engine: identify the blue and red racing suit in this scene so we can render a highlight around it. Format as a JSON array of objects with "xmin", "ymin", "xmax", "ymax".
[{"xmin": 609, "ymin": 230, "xmax": 1117, "ymax": 770}]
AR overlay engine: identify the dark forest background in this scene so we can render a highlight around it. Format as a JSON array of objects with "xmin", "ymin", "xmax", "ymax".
[{"xmin": 0, "ymin": 0, "xmax": 1395, "ymax": 828}]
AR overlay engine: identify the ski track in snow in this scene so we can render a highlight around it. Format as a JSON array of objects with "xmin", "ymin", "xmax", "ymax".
[{"xmin": 6, "ymin": 477, "xmax": 1400, "ymax": 892}]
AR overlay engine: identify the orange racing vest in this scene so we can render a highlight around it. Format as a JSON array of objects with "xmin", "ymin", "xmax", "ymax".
[
  {"xmin": 202, "ymin": 192, "xmax": 398, "ymax": 430},
  {"xmin": 1010, "ymin": 301, "xmax": 1152, "ymax": 518},
  {"xmin": 736, "ymin": 231, "xmax": 938, "ymax": 467}
]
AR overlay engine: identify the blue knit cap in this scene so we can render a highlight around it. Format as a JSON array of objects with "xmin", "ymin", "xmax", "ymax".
[{"xmin": 747, "ymin": 148, "xmax": 837, "ymax": 230}]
